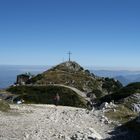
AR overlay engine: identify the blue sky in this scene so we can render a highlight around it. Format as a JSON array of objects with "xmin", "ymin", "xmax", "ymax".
[{"xmin": 0, "ymin": 0, "xmax": 140, "ymax": 69}]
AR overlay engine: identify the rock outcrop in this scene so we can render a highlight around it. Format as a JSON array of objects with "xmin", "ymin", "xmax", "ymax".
[
  {"xmin": 126, "ymin": 93, "xmax": 140, "ymax": 113},
  {"xmin": 71, "ymin": 128, "xmax": 103, "ymax": 140},
  {"xmin": 98, "ymin": 82, "xmax": 140, "ymax": 112},
  {"xmin": 97, "ymin": 83, "xmax": 140, "ymax": 127},
  {"xmin": 99, "ymin": 102, "xmax": 117, "ymax": 110}
]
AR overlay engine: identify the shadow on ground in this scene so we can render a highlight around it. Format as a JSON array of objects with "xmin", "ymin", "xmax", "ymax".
[{"xmin": 105, "ymin": 122, "xmax": 140, "ymax": 140}]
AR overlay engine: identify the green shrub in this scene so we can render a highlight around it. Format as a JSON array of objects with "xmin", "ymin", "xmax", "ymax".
[
  {"xmin": 85, "ymin": 69, "xmax": 90, "ymax": 74},
  {"xmin": 102, "ymin": 78, "xmax": 122, "ymax": 93},
  {"xmin": 92, "ymin": 89, "xmax": 104, "ymax": 99},
  {"xmin": 0, "ymin": 100, "xmax": 10, "ymax": 112}
]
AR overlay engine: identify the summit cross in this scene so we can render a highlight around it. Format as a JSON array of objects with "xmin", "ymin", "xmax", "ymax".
[{"xmin": 68, "ymin": 51, "xmax": 72, "ymax": 61}]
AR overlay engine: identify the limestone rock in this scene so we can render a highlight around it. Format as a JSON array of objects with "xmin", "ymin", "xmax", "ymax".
[
  {"xmin": 100, "ymin": 116, "xmax": 110, "ymax": 124},
  {"xmin": 132, "ymin": 103, "xmax": 140, "ymax": 113},
  {"xmin": 99, "ymin": 102, "xmax": 109, "ymax": 110},
  {"xmin": 99, "ymin": 102, "xmax": 117, "ymax": 110},
  {"xmin": 123, "ymin": 93, "xmax": 140, "ymax": 113},
  {"xmin": 71, "ymin": 128, "xmax": 102, "ymax": 140}
]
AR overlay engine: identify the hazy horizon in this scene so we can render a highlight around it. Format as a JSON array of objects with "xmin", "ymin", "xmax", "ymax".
[
  {"xmin": 1, "ymin": 64, "xmax": 140, "ymax": 71},
  {"xmin": 1, "ymin": 64, "xmax": 140, "ymax": 89}
]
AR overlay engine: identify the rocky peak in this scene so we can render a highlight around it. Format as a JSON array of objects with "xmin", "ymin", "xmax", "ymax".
[
  {"xmin": 27, "ymin": 61, "xmax": 122, "ymax": 95},
  {"xmin": 52, "ymin": 61, "xmax": 84, "ymax": 72}
]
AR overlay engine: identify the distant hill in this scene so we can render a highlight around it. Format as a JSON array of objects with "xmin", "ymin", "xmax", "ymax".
[
  {"xmin": 92, "ymin": 70, "xmax": 140, "ymax": 77},
  {"xmin": 91, "ymin": 69, "xmax": 140, "ymax": 86},
  {"xmin": 114, "ymin": 76, "xmax": 129, "ymax": 86},
  {"xmin": 115, "ymin": 74, "xmax": 140, "ymax": 86}
]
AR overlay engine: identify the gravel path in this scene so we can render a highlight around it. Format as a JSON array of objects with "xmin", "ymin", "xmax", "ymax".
[
  {"xmin": 0, "ymin": 104, "xmax": 113, "ymax": 140},
  {"xmin": 52, "ymin": 84, "xmax": 87, "ymax": 98}
]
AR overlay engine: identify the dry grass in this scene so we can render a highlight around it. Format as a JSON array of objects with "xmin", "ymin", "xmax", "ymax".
[{"xmin": 105, "ymin": 105, "xmax": 137, "ymax": 124}]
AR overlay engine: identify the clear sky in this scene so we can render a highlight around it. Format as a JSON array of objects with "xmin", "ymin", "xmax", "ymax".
[{"xmin": 0, "ymin": 0, "xmax": 140, "ymax": 69}]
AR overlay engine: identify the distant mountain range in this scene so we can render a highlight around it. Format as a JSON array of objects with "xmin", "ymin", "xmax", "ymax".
[
  {"xmin": 92, "ymin": 70, "xmax": 140, "ymax": 86},
  {"xmin": 114, "ymin": 74, "xmax": 140, "ymax": 86}
]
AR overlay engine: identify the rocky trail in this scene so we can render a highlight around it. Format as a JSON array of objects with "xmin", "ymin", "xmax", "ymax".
[{"xmin": 0, "ymin": 104, "xmax": 113, "ymax": 140}]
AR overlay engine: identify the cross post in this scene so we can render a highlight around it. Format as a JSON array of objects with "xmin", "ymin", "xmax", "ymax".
[{"xmin": 68, "ymin": 51, "xmax": 72, "ymax": 61}]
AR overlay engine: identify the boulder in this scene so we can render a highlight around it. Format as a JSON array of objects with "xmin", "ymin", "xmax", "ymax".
[
  {"xmin": 100, "ymin": 116, "xmax": 110, "ymax": 124},
  {"xmin": 132, "ymin": 103, "xmax": 140, "ymax": 113},
  {"xmin": 130, "ymin": 93, "xmax": 140, "ymax": 113},
  {"xmin": 99, "ymin": 102, "xmax": 117, "ymax": 110},
  {"xmin": 71, "ymin": 128, "xmax": 102, "ymax": 140},
  {"xmin": 99, "ymin": 102, "xmax": 109, "ymax": 110}
]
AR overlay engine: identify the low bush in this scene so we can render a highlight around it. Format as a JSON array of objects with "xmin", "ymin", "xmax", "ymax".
[{"xmin": 0, "ymin": 100, "xmax": 10, "ymax": 112}]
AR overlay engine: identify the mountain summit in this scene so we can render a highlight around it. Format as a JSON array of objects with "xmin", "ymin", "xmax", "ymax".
[
  {"xmin": 28, "ymin": 61, "xmax": 122, "ymax": 96},
  {"xmin": 51, "ymin": 61, "xmax": 84, "ymax": 72}
]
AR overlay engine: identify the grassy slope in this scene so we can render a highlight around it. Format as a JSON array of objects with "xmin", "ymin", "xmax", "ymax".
[
  {"xmin": 7, "ymin": 86, "xmax": 86, "ymax": 108},
  {"xmin": 28, "ymin": 69, "xmax": 100, "ymax": 91},
  {"xmin": 28, "ymin": 71, "xmax": 122, "ymax": 99},
  {"xmin": 105, "ymin": 105, "xmax": 137, "ymax": 124}
]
